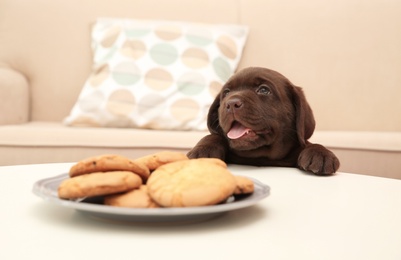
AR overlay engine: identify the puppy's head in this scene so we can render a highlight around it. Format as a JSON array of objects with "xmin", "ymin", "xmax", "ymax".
[{"xmin": 208, "ymin": 67, "xmax": 315, "ymax": 151}]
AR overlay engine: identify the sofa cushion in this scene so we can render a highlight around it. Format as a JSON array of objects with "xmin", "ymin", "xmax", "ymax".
[
  {"xmin": 310, "ymin": 131, "xmax": 401, "ymax": 152},
  {"xmin": 0, "ymin": 121, "xmax": 208, "ymax": 166},
  {"xmin": 64, "ymin": 18, "xmax": 248, "ymax": 131},
  {"xmin": 0, "ymin": 121, "xmax": 207, "ymax": 149}
]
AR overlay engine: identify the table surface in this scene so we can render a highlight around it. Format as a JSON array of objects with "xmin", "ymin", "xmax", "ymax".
[{"xmin": 1, "ymin": 162, "xmax": 400, "ymax": 260}]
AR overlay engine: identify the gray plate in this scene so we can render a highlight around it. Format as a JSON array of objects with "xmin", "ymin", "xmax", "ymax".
[{"xmin": 33, "ymin": 173, "xmax": 270, "ymax": 223}]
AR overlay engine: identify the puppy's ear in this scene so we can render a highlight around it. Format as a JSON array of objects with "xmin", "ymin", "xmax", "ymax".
[
  {"xmin": 291, "ymin": 85, "xmax": 316, "ymax": 146},
  {"xmin": 207, "ymin": 93, "xmax": 222, "ymax": 135}
]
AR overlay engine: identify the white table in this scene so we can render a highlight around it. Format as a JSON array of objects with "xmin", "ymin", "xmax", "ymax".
[{"xmin": 1, "ymin": 163, "xmax": 400, "ymax": 260}]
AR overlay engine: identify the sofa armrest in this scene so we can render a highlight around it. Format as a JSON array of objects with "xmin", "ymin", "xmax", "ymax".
[{"xmin": 0, "ymin": 67, "xmax": 29, "ymax": 125}]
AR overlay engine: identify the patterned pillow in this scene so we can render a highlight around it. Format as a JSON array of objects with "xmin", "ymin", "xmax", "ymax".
[{"xmin": 64, "ymin": 18, "xmax": 248, "ymax": 130}]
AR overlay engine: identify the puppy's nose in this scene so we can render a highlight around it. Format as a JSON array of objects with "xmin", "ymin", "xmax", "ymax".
[{"xmin": 226, "ymin": 98, "xmax": 243, "ymax": 112}]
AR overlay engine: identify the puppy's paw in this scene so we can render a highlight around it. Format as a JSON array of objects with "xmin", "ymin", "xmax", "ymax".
[
  {"xmin": 187, "ymin": 145, "xmax": 226, "ymax": 160},
  {"xmin": 187, "ymin": 134, "xmax": 228, "ymax": 160},
  {"xmin": 297, "ymin": 144, "xmax": 340, "ymax": 175}
]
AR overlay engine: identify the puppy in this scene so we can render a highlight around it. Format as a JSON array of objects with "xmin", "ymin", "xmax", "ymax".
[{"xmin": 188, "ymin": 67, "xmax": 340, "ymax": 175}]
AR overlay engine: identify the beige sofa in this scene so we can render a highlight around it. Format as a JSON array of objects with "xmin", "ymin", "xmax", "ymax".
[{"xmin": 1, "ymin": 0, "xmax": 401, "ymax": 179}]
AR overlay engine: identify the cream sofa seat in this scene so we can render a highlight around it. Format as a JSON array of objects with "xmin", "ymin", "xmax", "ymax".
[{"xmin": 1, "ymin": 0, "xmax": 401, "ymax": 179}]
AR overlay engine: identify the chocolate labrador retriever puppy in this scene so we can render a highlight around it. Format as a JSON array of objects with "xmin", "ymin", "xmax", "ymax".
[{"xmin": 188, "ymin": 67, "xmax": 340, "ymax": 175}]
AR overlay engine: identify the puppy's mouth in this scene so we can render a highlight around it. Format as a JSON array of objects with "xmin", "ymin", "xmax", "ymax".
[{"xmin": 227, "ymin": 121, "xmax": 257, "ymax": 140}]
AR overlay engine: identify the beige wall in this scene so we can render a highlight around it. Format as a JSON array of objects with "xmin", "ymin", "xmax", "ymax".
[{"xmin": 239, "ymin": 0, "xmax": 401, "ymax": 131}]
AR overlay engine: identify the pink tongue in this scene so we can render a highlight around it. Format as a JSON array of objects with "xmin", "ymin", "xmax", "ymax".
[{"xmin": 227, "ymin": 122, "xmax": 252, "ymax": 139}]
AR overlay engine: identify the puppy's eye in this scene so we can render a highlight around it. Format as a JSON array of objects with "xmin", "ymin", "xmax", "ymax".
[
  {"xmin": 257, "ymin": 85, "xmax": 272, "ymax": 95},
  {"xmin": 222, "ymin": 88, "xmax": 230, "ymax": 97}
]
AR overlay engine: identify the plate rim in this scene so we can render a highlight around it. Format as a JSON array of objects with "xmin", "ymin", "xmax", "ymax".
[{"xmin": 33, "ymin": 173, "xmax": 270, "ymax": 218}]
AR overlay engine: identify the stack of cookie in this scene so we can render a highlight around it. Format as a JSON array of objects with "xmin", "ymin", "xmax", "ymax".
[{"xmin": 58, "ymin": 152, "xmax": 254, "ymax": 208}]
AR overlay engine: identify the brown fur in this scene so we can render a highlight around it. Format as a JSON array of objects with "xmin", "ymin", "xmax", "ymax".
[{"xmin": 188, "ymin": 67, "xmax": 340, "ymax": 175}]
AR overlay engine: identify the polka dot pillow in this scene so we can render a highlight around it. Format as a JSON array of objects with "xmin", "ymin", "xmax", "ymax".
[{"xmin": 64, "ymin": 18, "xmax": 248, "ymax": 131}]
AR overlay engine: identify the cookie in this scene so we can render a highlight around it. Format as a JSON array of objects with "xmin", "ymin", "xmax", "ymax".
[
  {"xmin": 58, "ymin": 171, "xmax": 142, "ymax": 199},
  {"xmin": 134, "ymin": 151, "xmax": 188, "ymax": 171},
  {"xmin": 147, "ymin": 158, "xmax": 236, "ymax": 207},
  {"xmin": 195, "ymin": 157, "xmax": 228, "ymax": 168},
  {"xmin": 233, "ymin": 176, "xmax": 254, "ymax": 195},
  {"xmin": 69, "ymin": 154, "xmax": 150, "ymax": 181},
  {"xmin": 104, "ymin": 185, "xmax": 160, "ymax": 208}
]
